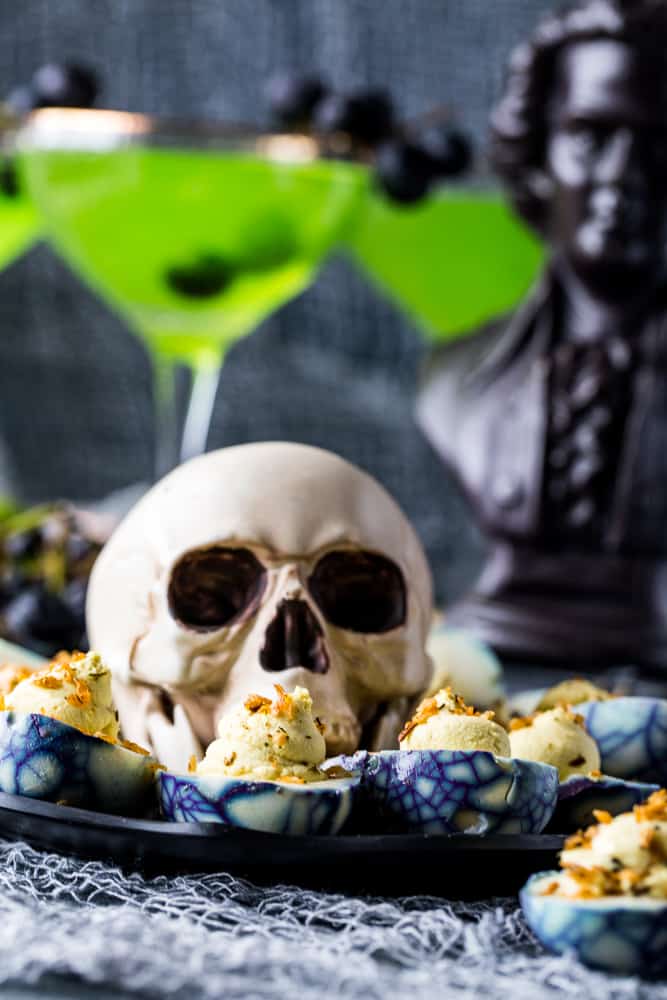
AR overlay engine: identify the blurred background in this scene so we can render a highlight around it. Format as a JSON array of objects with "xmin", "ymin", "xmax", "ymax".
[{"xmin": 0, "ymin": 0, "xmax": 554, "ymax": 606}]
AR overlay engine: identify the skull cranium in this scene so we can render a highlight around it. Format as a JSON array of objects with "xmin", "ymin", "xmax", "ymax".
[{"xmin": 87, "ymin": 442, "xmax": 433, "ymax": 771}]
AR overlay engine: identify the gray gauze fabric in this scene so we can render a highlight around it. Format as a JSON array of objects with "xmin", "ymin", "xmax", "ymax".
[
  {"xmin": 0, "ymin": 837, "xmax": 663, "ymax": 999},
  {"xmin": 0, "ymin": 0, "xmax": 556, "ymax": 605}
]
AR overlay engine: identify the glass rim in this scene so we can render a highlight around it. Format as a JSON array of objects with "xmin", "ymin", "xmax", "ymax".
[
  {"xmin": 10, "ymin": 106, "xmax": 499, "ymax": 186},
  {"xmin": 11, "ymin": 106, "xmax": 358, "ymax": 163}
]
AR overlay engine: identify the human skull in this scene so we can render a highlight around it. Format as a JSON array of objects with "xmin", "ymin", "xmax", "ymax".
[{"xmin": 87, "ymin": 442, "xmax": 433, "ymax": 771}]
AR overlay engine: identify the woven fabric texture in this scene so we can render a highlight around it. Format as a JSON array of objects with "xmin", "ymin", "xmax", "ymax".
[{"xmin": 0, "ymin": 837, "xmax": 662, "ymax": 1000}]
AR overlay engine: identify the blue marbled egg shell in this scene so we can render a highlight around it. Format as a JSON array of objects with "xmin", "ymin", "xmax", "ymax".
[
  {"xmin": 550, "ymin": 774, "xmax": 659, "ymax": 832},
  {"xmin": 159, "ymin": 771, "xmax": 358, "ymax": 835},
  {"xmin": 521, "ymin": 872, "xmax": 667, "ymax": 976},
  {"xmin": 332, "ymin": 749, "xmax": 558, "ymax": 834},
  {"xmin": 0, "ymin": 711, "xmax": 157, "ymax": 815},
  {"xmin": 578, "ymin": 698, "xmax": 667, "ymax": 783}
]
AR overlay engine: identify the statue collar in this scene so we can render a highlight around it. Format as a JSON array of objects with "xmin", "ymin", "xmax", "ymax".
[
  {"xmin": 468, "ymin": 268, "xmax": 554, "ymax": 387},
  {"xmin": 470, "ymin": 267, "xmax": 667, "ymax": 387}
]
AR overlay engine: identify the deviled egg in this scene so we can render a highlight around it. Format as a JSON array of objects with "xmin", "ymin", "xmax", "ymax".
[
  {"xmin": 522, "ymin": 790, "xmax": 667, "ymax": 976},
  {"xmin": 509, "ymin": 706, "xmax": 657, "ymax": 830},
  {"xmin": 0, "ymin": 651, "xmax": 158, "ymax": 815},
  {"xmin": 509, "ymin": 707, "xmax": 600, "ymax": 782},
  {"xmin": 425, "ymin": 624, "xmax": 506, "ymax": 712},
  {"xmin": 333, "ymin": 688, "xmax": 558, "ymax": 834},
  {"xmin": 536, "ymin": 678, "xmax": 612, "ymax": 712},
  {"xmin": 517, "ymin": 676, "xmax": 667, "ymax": 783},
  {"xmin": 159, "ymin": 684, "xmax": 358, "ymax": 835}
]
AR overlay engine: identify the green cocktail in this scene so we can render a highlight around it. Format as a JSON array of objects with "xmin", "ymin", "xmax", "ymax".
[
  {"xmin": 347, "ymin": 182, "xmax": 544, "ymax": 341},
  {"xmin": 0, "ymin": 183, "xmax": 39, "ymax": 271},
  {"xmin": 17, "ymin": 110, "xmax": 366, "ymax": 471},
  {"xmin": 21, "ymin": 146, "xmax": 363, "ymax": 370}
]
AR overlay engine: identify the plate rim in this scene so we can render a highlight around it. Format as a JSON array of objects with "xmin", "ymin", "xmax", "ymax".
[{"xmin": 0, "ymin": 790, "xmax": 566, "ymax": 851}]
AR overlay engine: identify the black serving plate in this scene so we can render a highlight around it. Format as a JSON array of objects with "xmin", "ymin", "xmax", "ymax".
[{"xmin": 0, "ymin": 791, "xmax": 564, "ymax": 898}]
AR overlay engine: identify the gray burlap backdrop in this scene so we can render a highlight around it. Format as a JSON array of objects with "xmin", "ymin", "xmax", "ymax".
[
  {"xmin": 0, "ymin": 836, "xmax": 663, "ymax": 1000},
  {"xmin": 0, "ymin": 9, "xmax": 621, "ymax": 995},
  {"xmin": 0, "ymin": 0, "xmax": 556, "ymax": 605}
]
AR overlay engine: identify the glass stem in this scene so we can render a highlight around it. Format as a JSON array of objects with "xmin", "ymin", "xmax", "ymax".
[
  {"xmin": 152, "ymin": 355, "xmax": 183, "ymax": 481},
  {"xmin": 180, "ymin": 364, "xmax": 222, "ymax": 464},
  {"xmin": 153, "ymin": 355, "xmax": 223, "ymax": 478}
]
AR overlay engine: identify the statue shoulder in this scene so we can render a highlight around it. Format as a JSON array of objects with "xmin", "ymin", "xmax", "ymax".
[
  {"xmin": 415, "ymin": 313, "xmax": 513, "ymax": 465},
  {"xmin": 419, "ymin": 315, "xmax": 510, "ymax": 400}
]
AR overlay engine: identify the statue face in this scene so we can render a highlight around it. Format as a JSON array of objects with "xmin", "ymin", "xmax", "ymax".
[{"xmin": 546, "ymin": 39, "xmax": 667, "ymax": 294}]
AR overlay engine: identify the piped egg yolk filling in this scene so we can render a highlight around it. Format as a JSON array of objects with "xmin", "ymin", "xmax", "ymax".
[
  {"xmin": 398, "ymin": 687, "xmax": 511, "ymax": 756},
  {"xmin": 1, "ymin": 651, "xmax": 150, "ymax": 756},
  {"xmin": 195, "ymin": 684, "xmax": 329, "ymax": 784},
  {"xmin": 541, "ymin": 790, "xmax": 667, "ymax": 900}
]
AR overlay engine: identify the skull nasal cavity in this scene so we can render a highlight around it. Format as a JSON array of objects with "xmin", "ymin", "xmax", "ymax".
[{"xmin": 260, "ymin": 599, "xmax": 329, "ymax": 674}]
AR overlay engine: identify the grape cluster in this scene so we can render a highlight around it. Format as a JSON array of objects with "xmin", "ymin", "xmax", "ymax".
[
  {"xmin": 0, "ymin": 505, "xmax": 104, "ymax": 657},
  {"xmin": 1, "ymin": 63, "xmax": 100, "ymax": 199},
  {"xmin": 6, "ymin": 63, "xmax": 99, "ymax": 117},
  {"xmin": 265, "ymin": 72, "xmax": 472, "ymax": 203}
]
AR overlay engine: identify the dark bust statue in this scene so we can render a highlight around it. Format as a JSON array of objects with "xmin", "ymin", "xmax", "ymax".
[{"xmin": 417, "ymin": 0, "xmax": 667, "ymax": 669}]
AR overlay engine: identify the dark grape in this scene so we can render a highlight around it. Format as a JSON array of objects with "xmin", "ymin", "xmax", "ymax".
[
  {"xmin": 31, "ymin": 63, "xmax": 99, "ymax": 109},
  {"xmin": 5, "ymin": 85, "xmax": 37, "ymax": 115},
  {"xmin": 3, "ymin": 526, "xmax": 42, "ymax": 561},
  {"xmin": 314, "ymin": 90, "xmax": 394, "ymax": 144},
  {"xmin": 165, "ymin": 253, "xmax": 233, "ymax": 299},
  {"xmin": 312, "ymin": 93, "xmax": 351, "ymax": 133},
  {"xmin": 0, "ymin": 501, "xmax": 103, "ymax": 655},
  {"xmin": 348, "ymin": 92, "xmax": 394, "ymax": 143},
  {"xmin": 265, "ymin": 73, "xmax": 327, "ymax": 127},
  {"xmin": 375, "ymin": 140, "xmax": 435, "ymax": 203},
  {"xmin": 62, "ymin": 578, "xmax": 87, "ymax": 621},
  {"xmin": 3, "ymin": 584, "xmax": 80, "ymax": 654},
  {"xmin": 0, "ymin": 568, "xmax": 29, "ymax": 606},
  {"xmin": 417, "ymin": 124, "xmax": 472, "ymax": 177},
  {"xmin": 65, "ymin": 532, "xmax": 95, "ymax": 564},
  {"xmin": 39, "ymin": 514, "xmax": 68, "ymax": 548}
]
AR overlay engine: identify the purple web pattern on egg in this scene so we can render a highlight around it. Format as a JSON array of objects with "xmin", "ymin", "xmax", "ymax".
[
  {"xmin": 334, "ymin": 749, "xmax": 558, "ymax": 834},
  {"xmin": 578, "ymin": 698, "xmax": 667, "ymax": 783},
  {"xmin": 549, "ymin": 774, "xmax": 659, "ymax": 832},
  {"xmin": 521, "ymin": 873, "xmax": 667, "ymax": 976},
  {"xmin": 0, "ymin": 711, "xmax": 155, "ymax": 815},
  {"xmin": 158, "ymin": 772, "xmax": 355, "ymax": 835}
]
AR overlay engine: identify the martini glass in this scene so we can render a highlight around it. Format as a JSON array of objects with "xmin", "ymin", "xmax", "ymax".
[
  {"xmin": 345, "ymin": 173, "xmax": 544, "ymax": 342},
  {"xmin": 15, "ymin": 109, "xmax": 366, "ymax": 476}
]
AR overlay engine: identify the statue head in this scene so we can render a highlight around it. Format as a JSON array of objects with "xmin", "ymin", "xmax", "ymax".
[{"xmin": 491, "ymin": 0, "xmax": 667, "ymax": 297}]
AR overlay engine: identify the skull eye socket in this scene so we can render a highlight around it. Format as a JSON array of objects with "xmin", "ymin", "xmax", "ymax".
[
  {"xmin": 168, "ymin": 546, "xmax": 266, "ymax": 631},
  {"xmin": 308, "ymin": 550, "xmax": 407, "ymax": 634}
]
